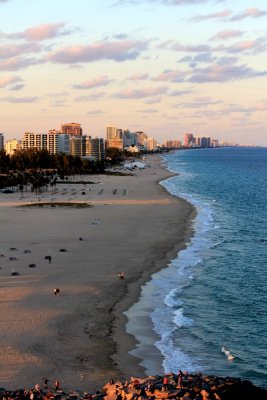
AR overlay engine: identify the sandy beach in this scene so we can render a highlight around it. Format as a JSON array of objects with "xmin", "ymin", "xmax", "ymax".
[{"xmin": 0, "ymin": 155, "xmax": 195, "ymax": 392}]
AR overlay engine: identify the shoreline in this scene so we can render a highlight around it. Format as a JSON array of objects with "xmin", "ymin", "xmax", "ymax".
[
  {"xmin": 0, "ymin": 154, "xmax": 196, "ymax": 391},
  {"xmin": 106, "ymin": 154, "xmax": 197, "ymax": 382}
]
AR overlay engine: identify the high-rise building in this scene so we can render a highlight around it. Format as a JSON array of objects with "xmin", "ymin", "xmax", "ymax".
[
  {"xmin": 0, "ymin": 133, "xmax": 4, "ymax": 150},
  {"xmin": 106, "ymin": 125, "xmax": 123, "ymax": 149},
  {"xmin": 82, "ymin": 135, "xmax": 92, "ymax": 157},
  {"xmin": 135, "ymin": 131, "xmax": 148, "ymax": 148},
  {"xmin": 91, "ymin": 138, "xmax": 105, "ymax": 161},
  {"xmin": 5, "ymin": 139, "xmax": 21, "ymax": 155},
  {"xmin": 22, "ymin": 132, "xmax": 60, "ymax": 154},
  {"xmin": 61, "ymin": 123, "xmax": 82, "ymax": 136},
  {"xmin": 200, "ymin": 137, "xmax": 211, "ymax": 148},
  {"xmin": 122, "ymin": 130, "xmax": 136, "ymax": 147},
  {"xmin": 58, "ymin": 134, "xmax": 70, "ymax": 154},
  {"xmin": 69, "ymin": 135, "xmax": 82, "ymax": 157},
  {"xmin": 47, "ymin": 131, "xmax": 59, "ymax": 154},
  {"xmin": 147, "ymin": 137, "xmax": 158, "ymax": 151},
  {"xmin": 184, "ymin": 133, "xmax": 194, "ymax": 147},
  {"xmin": 106, "ymin": 125, "xmax": 119, "ymax": 140},
  {"xmin": 164, "ymin": 140, "xmax": 182, "ymax": 149},
  {"xmin": 22, "ymin": 132, "xmax": 47, "ymax": 151}
]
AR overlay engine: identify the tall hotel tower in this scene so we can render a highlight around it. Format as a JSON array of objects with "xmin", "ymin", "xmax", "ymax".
[
  {"xmin": 106, "ymin": 125, "xmax": 123, "ymax": 149},
  {"xmin": 184, "ymin": 133, "xmax": 194, "ymax": 147},
  {"xmin": 61, "ymin": 123, "xmax": 82, "ymax": 136}
]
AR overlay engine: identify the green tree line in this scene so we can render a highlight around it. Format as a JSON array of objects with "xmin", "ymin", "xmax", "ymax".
[{"xmin": 0, "ymin": 149, "xmax": 105, "ymax": 190}]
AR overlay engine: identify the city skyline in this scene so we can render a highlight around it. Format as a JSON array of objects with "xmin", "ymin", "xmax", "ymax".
[{"xmin": 1, "ymin": 0, "xmax": 267, "ymax": 146}]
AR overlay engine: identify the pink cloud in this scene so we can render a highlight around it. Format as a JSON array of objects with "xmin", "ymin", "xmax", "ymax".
[
  {"xmin": 212, "ymin": 30, "xmax": 244, "ymax": 40},
  {"xmin": 192, "ymin": 9, "xmax": 232, "ymax": 21},
  {"xmin": 0, "ymin": 56, "xmax": 40, "ymax": 71},
  {"xmin": 0, "ymin": 75, "xmax": 22, "ymax": 88},
  {"xmin": 8, "ymin": 22, "xmax": 69, "ymax": 41},
  {"xmin": 171, "ymin": 42, "xmax": 211, "ymax": 53},
  {"xmin": 45, "ymin": 39, "xmax": 148, "ymax": 63},
  {"xmin": 189, "ymin": 63, "xmax": 267, "ymax": 83},
  {"xmin": 0, "ymin": 43, "xmax": 41, "ymax": 59},
  {"xmin": 74, "ymin": 91, "xmax": 107, "ymax": 102},
  {"xmin": 23, "ymin": 22, "xmax": 67, "ymax": 41},
  {"xmin": 153, "ymin": 69, "xmax": 186, "ymax": 82},
  {"xmin": 231, "ymin": 8, "xmax": 267, "ymax": 21},
  {"xmin": 225, "ymin": 38, "xmax": 267, "ymax": 54},
  {"xmin": 0, "ymin": 96, "xmax": 39, "ymax": 103},
  {"xmin": 128, "ymin": 72, "xmax": 149, "ymax": 80},
  {"xmin": 163, "ymin": 37, "xmax": 266, "ymax": 57},
  {"xmin": 178, "ymin": 96, "xmax": 222, "ymax": 108},
  {"xmin": 73, "ymin": 75, "xmax": 112, "ymax": 89},
  {"xmin": 115, "ymin": 85, "xmax": 168, "ymax": 99}
]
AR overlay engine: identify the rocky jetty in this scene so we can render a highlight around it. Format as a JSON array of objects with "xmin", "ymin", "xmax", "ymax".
[{"xmin": 1, "ymin": 374, "xmax": 266, "ymax": 400}]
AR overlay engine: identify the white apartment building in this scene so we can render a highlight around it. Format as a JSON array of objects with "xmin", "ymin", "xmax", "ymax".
[{"xmin": 22, "ymin": 132, "xmax": 47, "ymax": 151}]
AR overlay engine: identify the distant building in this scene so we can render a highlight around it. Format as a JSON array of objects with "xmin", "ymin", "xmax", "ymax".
[
  {"xmin": 91, "ymin": 138, "xmax": 105, "ymax": 161},
  {"xmin": 0, "ymin": 133, "xmax": 4, "ymax": 150},
  {"xmin": 22, "ymin": 132, "xmax": 47, "ymax": 152},
  {"xmin": 105, "ymin": 138, "xmax": 123, "ymax": 150},
  {"xmin": 147, "ymin": 137, "xmax": 158, "ymax": 151},
  {"xmin": 135, "ymin": 131, "xmax": 148, "ymax": 148},
  {"xmin": 61, "ymin": 123, "xmax": 82, "ymax": 136},
  {"xmin": 69, "ymin": 135, "xmax": 82, "ymax": 157},
  {"xmin": 164, "ymin": 140, "xmax": 182, "ymax": 149},
  {"xmin": 47, "ymin": 131, "xmax": 59, "ymax": 154},
  {"xmin": 122, "ymin": 130, "xmax": 136, "ymax": 147},
  {"xmin": 82, "ymin": 135, "xmax": 92, "ymax": 157},
  {"xmin": 5, "ymin": 139, "xmax": 21, "ymax": 155},
  {"xmin": 200, "ymin": 137, "xmax": 211, "ymax": 148},
  {"xmin": 184, "ymin": 133, "xmax": 194, "ymax": 147},
  {"xmin": 106, "ymin": 125, "xmax": 121, "ymax": 140},
  {"xmin": 195, "ymin": 137, "xmax": 201, "ymax": 147},
  {"xmin": 106, "ymin": 125, "xmax": 123, "ymax": 149},
  {"xmin": 58, "ymin": 134, "xmax": 70, "ymax": 154},
  {"xmin": 211, "ymin": 139, "xmax": 219, "ymax": 147}
]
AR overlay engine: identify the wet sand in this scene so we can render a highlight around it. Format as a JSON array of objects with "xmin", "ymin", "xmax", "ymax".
[{"xmin": 0, "ymin": 155, "xmax": 195, "ymax": 391}]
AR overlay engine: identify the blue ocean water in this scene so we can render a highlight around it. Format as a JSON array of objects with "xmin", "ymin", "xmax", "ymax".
[{"xmin": 126, "ymin": 147, "xmax": 267, "ymax": 389}]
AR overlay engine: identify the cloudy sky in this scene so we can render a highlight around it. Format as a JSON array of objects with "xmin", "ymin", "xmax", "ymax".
[{"xmin": 0, "ymin": 0, "xmax": 266, "ymax": 145}]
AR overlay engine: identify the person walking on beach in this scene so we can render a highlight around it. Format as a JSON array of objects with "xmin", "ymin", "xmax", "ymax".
[
  {"xmin": 54, "ymin": 380, "xmax": 60, "ymax": 390},
  {"xmin": 54, "ymin": 288, "xmax": 60, "ymax": 296}
]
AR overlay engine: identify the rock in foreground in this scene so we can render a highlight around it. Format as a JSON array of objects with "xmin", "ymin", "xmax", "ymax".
[{"xmin": 1, "ymin": 373, "xmax": 267, "ymax": 400}]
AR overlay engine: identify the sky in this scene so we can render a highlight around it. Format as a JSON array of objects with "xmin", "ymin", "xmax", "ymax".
[{"xmin": 0, "ymin": 0, "xmax": 267, "ymax": 146}]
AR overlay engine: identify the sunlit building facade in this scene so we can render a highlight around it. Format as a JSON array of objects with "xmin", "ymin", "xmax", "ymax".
[
  {"xmin": 61, "ymin": 123, "xmax": 82, "ymax": 136},
  {"xmin": 5, "ymin": 139, "xmax": 21, "ymax": 155}
]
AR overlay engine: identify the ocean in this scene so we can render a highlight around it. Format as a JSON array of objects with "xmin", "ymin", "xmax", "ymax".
[{"xmin": 125, "ymin": 147, "xmax": 267, "ymax": 389}]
